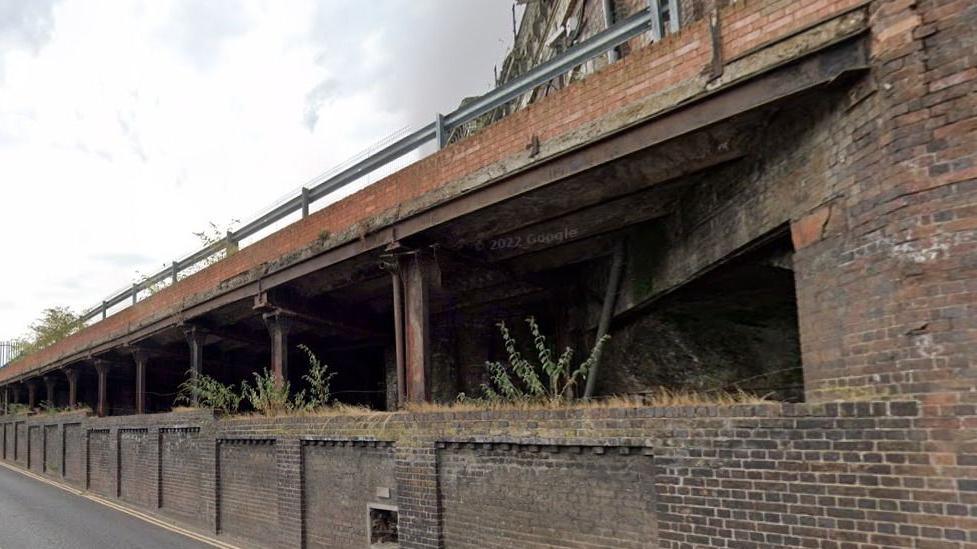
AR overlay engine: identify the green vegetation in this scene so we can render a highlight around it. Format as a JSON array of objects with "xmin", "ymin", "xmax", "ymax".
[
  {"xmin": 460, "ymin": 316, "xmax": 609, "ymax": 405},
  {"xmin": 11, "ymin": 306, "xmax": 83, "ymax": 358},
  {"xmin": 176, "ymin": 371, "xmax": 243, "ymax": 416},
  {"xmin": 176, "ymin": 344, "xmax": 334, "ymax": 416}
]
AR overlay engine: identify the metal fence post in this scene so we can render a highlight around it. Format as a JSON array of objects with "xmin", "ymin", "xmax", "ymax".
[
  {"xmin": 667, "ymin": 0, "xmax": 681, "ymax": 33},
  {"xmin": 171, "ymin": 262, "xmax": 179, "ymax": 284},
  {"xmin": 225, "ymin": 231, "xmax": 239, "ymax": 256},
  {"xmin": 648, "ymin": 0, "xmax": 663, "ymax": 42},
  {"xmin": 435, "ymin": 113, "xmax": 447, "ymax": 149},
  {"xmin": 132, "ymin": 283, "xmax": 139, "ymax": 305},
  {"xmin": 301, "ymin": 187, "xmax": 311, "ymax": 218}
]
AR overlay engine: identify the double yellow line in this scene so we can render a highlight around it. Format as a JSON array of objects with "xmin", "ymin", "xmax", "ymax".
[{"xmin": 0, "ymin": 461, "xmax": 238, "ymax": 549}]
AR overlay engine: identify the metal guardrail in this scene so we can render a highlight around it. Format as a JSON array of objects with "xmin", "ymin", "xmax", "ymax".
[
  {"xmin": 79, "ymin": 2, "xmax": 672, "ymax": 324},
  {"xmin": 0, "ymin": 341, "xmax": 20, "ymax": 368}
]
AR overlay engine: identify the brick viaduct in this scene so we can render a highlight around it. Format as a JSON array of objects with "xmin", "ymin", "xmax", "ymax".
[{"xmin": 1, "ymin": 1, "xmax": 976, "ymax": 547}]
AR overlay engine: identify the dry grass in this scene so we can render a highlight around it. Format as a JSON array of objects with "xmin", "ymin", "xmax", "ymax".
[
  {"xmin": 404, "ymin": 388, "xmax": 769, "ymax": 414},
  {"xmin": 166, "ymin": 389, "xmax": 768, "ymax": 418}
]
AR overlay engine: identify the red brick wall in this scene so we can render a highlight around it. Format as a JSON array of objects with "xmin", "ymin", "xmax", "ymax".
[
  {"xmin": 793, "ymin": 0, "xmax": 977, "ymax": 402},
  {"xmin": 0, "ymin": 0, "xmax": 870, "ymax": 386}
]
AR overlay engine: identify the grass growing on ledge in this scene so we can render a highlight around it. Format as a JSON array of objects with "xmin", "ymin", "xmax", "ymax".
[{"xmin": 405, "ymin": 388, "xmax": 769, "ymax": 414}]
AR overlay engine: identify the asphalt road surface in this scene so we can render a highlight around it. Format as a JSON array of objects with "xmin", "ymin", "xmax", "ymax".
[{"xmin": 0, "ymin": 465, "xmax": 212, "ymax": 549}]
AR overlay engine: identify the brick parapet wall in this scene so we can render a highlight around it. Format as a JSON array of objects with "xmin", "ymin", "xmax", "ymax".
[
  {"xmin": 2, "ymin": 401, "xmax": 975, "ymax": 547},
  {"xmin": 0, "ymin": 0, "xmax": 871, "ymax": 385}
]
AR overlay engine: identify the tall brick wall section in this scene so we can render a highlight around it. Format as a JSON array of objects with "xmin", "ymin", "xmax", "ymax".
[
  {"xmin": 28, "ymin": 425, "xmax": 42, "ymax": 473},
  {"xmin": 789, "ymin": 0, "xmax": 977, "ymax": 405},
  {"xmin": 15, "ymin": 422, "xmax": 26, "ymax": 466},
  {"xmin": 43, "ymin": 424, "xmax": 60, "ymax": 476},
  {"xmin": 119, "ymin": 428, "xmax": 155, "ymax": 509},
  {"xmin": 1, "ymin": 401, "xmax": 973, "ymax": 548},
  {"xmin": 217, "ymin": 439, "xmax": 278, "ymax": 547},
  {"xmin": 63, "ymin": 422, "xmax": 83, "ymax": 485},
  {"xmin": 159, "ymin": 427, "xmax": 205, "ymax": 525},
  {"xmin": 86, "ymin": 429, "xmax": 113, "ymax": 497}
]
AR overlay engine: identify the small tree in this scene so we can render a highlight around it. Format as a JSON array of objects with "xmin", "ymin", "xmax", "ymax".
[
  {"xmin": 12, "ymin": 306, "xmax": 83, "ymax": 357},
  {"xmin": 466, "ymin": 316, "xmax": 608, "ymax": 405}
]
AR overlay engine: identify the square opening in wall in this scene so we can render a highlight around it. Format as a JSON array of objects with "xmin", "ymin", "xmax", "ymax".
[{"xmin": 368, "ymin": 504, "xmax": 399, "ymax": 547}]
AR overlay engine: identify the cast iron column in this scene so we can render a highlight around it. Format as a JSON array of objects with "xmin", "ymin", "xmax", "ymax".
[
  {"xmin": 26, "ymin": 380, "xmax": 37, "ymax": 410},
  {"xmin": 43, "ymin": 375, "xmax": 57, "ymax": 408},
  {"xmin": 184, "ymin": 327, "xmax": 205, "ymax": 406},
  {"xmin": 133, "ymin": 350, "xmax": 149, "ymax": 415},
  {"xmin": 263, "ymin": 312, "xmax": 291, "ymax": 385},
  {"xmin": 94, "ymin": 360, "xmax": 109, "ymax": 417},
  {"xmin": 64, "ymin": 368, "xmax": 78, "ymax": 408},
  {"xmin": 400, "ymin": 253, "xmax": 434, "ymax": 403}
]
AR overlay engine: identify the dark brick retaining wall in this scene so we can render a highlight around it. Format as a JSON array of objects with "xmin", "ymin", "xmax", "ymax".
[{"xmin": 3, "ymin": 401, "xmax": 973, "ymax": 548}]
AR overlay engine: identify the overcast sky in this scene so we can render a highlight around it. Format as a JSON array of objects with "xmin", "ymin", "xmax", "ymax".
[{"xmin": 0, "ymin": 0, "xmax": 516, "ymax": 338}]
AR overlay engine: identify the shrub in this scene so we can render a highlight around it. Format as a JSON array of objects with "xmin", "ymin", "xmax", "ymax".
[
  {"xmin": 241, "ymin": 368, "xmax": 303, "ymax": 415},
  {"xmin": 298, "ymin": 344, "xmax": 335, "ymax": 409},
  {"xmin": 176, "ymin": 371, "xmax": 242, "ymax": 416},
  {"xmin": 463, "ymin": 316, "xmax": 609, "ymax": 405}
]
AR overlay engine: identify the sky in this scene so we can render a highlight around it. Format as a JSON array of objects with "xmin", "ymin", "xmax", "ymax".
[{"xmin": 0, "ymin": 0, "xmax": 517, "ymax": 338}]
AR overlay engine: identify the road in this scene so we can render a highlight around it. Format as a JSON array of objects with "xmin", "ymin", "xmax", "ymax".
[{"xmin": 0, "ymin": 464, "xmax": 213, "ymax": 549}]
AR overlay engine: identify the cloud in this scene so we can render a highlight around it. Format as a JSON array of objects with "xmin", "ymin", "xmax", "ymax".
[
  {"xmin": 0, "ymin": 0, "xmax": 62, "ymax": 78},
  {"xmin": 160, "ymin": 0, "xmax": 250, "ymax": 70},
  {"xmin": 0, "ymin": 0, "xmax": 61, "ymax": 52},
  {"xmin": 307, "ymin": 0, "xmax": 513, "ymax": 128},
  {"xmin": 303, "ymin": 77, "xmax": 338, "ymax": 131},
  {"xmin": 91, "ymin": 252, "xmax": 156, "ymax": 267}
]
